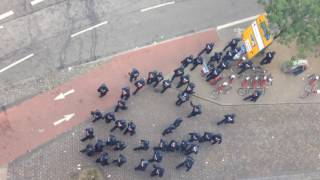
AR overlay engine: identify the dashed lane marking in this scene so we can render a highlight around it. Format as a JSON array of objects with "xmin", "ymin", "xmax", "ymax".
[
  {"xmin": 71, "ymin": 21, "xmax": 108, "ymax": 38},
  {"xmin": 31, "ymin": 0, "xmax": 46, "ymax": 6},
  {"xmin": 140, "ymin": 1, "xmax": 175, "ymax": 12},
  {"xmin": 0, "ymin": 10, "xmax": 14, "ymax": 20},
  {"xmin": 0, "ymin": 53, "xmax": 34, "ymax": 74}
]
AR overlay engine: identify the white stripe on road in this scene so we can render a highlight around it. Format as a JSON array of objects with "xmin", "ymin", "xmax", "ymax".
[
  {"xmin": 140, "ymin": 1, "xmax": 175, "ymax": 12},
  {"xmin": 0, "ymin": 10, "xmax": 14, "ymax": 21},
  {"xmin": 216, "ymin": 14, "xmax": 261, "ymax": 30},
  {"xmin": 71, "ymin": 21, "xmax": 108, "ymax": 38},
  {"xmin": 0, "ymin": 25, "xmax": 3, "ymax": 29},
  {"xmin": 31, "ymin": 0, "xmax": 45, "ymax": 6},
  {"xmin": 0, "ymin": 53, "xmax": 34, "ymax": 74}
]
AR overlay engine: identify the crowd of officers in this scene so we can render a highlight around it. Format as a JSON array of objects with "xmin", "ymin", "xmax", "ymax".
[{"xmin": 78, "ymin": 38, "xmax": 276, "ymax": 178}]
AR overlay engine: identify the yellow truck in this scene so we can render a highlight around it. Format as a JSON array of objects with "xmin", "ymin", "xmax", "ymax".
[{"xmin": 242, "ymin": 15, "xmax": 273, "ymax": 59}]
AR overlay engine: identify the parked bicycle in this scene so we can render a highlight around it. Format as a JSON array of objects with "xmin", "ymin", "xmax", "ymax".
[
  {"xmin": 300, "ymin": 74, "xmax": 320, "ymax": 99},
  {"xmin": 211, "ymin": 74, "xmax": 235, "ymax": 99}
]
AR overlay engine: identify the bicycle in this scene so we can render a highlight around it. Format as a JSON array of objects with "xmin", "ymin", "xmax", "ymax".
[
  {"xmin": 300, "ymin": 74, "xmax": 320, "ymax": 98},
  {"xmin": 211, "ymin": 74, "xmax": 235, "ymax": 99},
  {"xmin": 237, "ymin": 76, "xmax": 251, "ymax": 96}
]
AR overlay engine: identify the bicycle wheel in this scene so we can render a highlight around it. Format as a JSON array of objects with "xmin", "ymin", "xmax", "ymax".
[
  {"xmin": 237, "ymin": 88, "xmax": 248, "ymax": 96},
  {"xmin": 211, "ymin": 89, "xmax": 220, "ymax": 99},
  {"xmin": 300, "ymin": 90, "xmax": 309, "ymax": 99},
  {"xmin": 304, "ymin": 84, "xmax": 313, "ymax": 92},
  {"xmin": 223, "ymin": 86, "xmax": 233, "ymax": 94}
]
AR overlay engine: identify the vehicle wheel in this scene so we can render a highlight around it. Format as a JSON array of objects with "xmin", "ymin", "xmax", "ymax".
[
  {"xmin": 211, "ymin": 89, "xmax": 219, "ymax": 99},
  {"xmin": 237, "ymin": 88, "xmax": 247, "ymax": 96}
]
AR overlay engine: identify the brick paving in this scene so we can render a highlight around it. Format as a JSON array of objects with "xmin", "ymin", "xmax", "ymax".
[{"xmin": 7, "ymin": 83, "xmax": 320, "ymax": 180}]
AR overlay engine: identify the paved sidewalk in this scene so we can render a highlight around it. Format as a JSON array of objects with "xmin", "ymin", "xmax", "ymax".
[
  {"xmin": 193, "ymin": 28, "xmax": 320, "ymax": 105},
  {"xmin": 0, "ymin": 28, "xmax": 218, "ymax": 165}
]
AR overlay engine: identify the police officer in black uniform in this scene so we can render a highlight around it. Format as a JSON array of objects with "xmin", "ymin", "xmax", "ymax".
[
  {"xmin": 133, "ymin": 78, "xmax": 146, "ymax": 95},
  {"xmin": 223, "ymin": 38, "xmax": 240, "ymax": 52},
  {"xmin": 104, "ymin": 112, "xmax": 116, "ymax": 124},
  {"xmin": 238, "ymin": 60, "xmax": 253, "ymax": 75},
  {"xmin": 94, "ymin": 139, "xmax": 105, "ymax": 153},
  {"xmin": 147, "ymin": 70, "xmax": 158, "ymax": 85},
  {"xmin": 209, "ymin": 52, "xmax": 223, "ymax": 64},
  {"xmin": 185, "ymin": 144, "xmax": 199, "ymax": 156},
  {"xmin": 243, "ymin": 90, "xmax": 262, "ymax": 102},
  {"xmin": 160, "ymin": 79, "xmax": 172, "ymax": 93},
  {"xmin": 123, "ymin": 121, "xmax": 136, "ymax": 136},
  {"xmin": 133, "ymin": 139, "xmax": 150, "ymax": 151},
  {"xmin": 152, "ymin": 72, "xmax": 164, "ymax": 88},
  {"xmin": 105, "ymin": 135, "xmax": 118, "ymax": 147},
  {"xmin": 183, "ymin": 82, "xmax": 195, "ymax": 95},
  {"xmin": 153, "ymin": 139, "xmax": 168, "ymax": 152},
  {"xmin": 167, "ymin": 140, "xmax": 179, "ymax": 152},
  {"xmin": 81, "ymin": 128, "xmax": 95, "ymax": 142},
  {"xmin": 114, "ymin": 99, "xmax": 128, "ymax": 112},
  {"xmin": 176, "ymin": 156, "xmax": 194, "ymax": 172},
  {"xmin": 162, "ymin": 124, "xmax": 176, "ymax": 136},
  {"xmin": 173, "ymin": 117, "xmax": 183, "ymax": 128},
  {"xmin": 176, "ymin": 74, "xmax": 190, "ymax": 88},
  {"xmin": 134, "ymin": 159, "xmax": 149, "ymax": 171},
  {"xmin": 181, "ymin": 55, "xmax": 194, "ymax": 68},
  {"xmin": 150, "ymin": 164, "xmax": 165, "ymax": 177},
  {"xmin": 149, "ymin": 150, "xmax": 163, "ymax": 163},
  {"xmin": 114, "ymin": 141, "xmax": 127, "ymax": 151},
  {"xmin": 110, "ymin": 120, "xmax": 127, "ymax": 132},
  {"xmin": 210, "ymin": 133, "xmax": 222, "ymax": 145},
  {"xmin": 80, "ymin": 144, "xmax": 95, "ymax": 156},
  {"xmin": 190, "ymin": 56, "xmax": 203, "ymax": 71},
  {"xmin": 91, "ymin": 109, "xmax": 103, "ymax": 123},
  {"xmin": 175, "ymin": 92, "xmax": 190, "ymax": 106},
  {"xmin": 188, "ymin": 132, "xmax": 202, "ymax": 142},
  {"xmin": 206, "ymin": 67, "xmax": 222, "ymax": 82},
  {"xmin": 112, "ymin": 154, "xmax": 127, "ymax": 167},
  {"xmin": 120, "ymin": 87, "xmax": 130, "ymax": 100},
  {"xmin": 187, "ymin": 101, "xmax": 202, "ymax": 118},
  {"xmin": 198, "ymin": 43, "xmax": 215, "ymax": 57},
  {"xmin": 129, "ymin": 68, "xmax": 140, "ymax": 82},
  {"xmin": 171, "ymin": 66, "xmax": 184, "ymax": 82},
  {"xmin": 96, "ymin": 152, "xmax": 109, "ymax": 166},
  {"xmin": 179, "ymin": 140, "xmax": 191, "ymax": 154},
  {"xmin": 97, "ymin": 83, "xmax": 109, "ymax": 97},
  {"xmin": 217, "ymin": 113, "xmax": 236, "ymax": 125},
  {"xmin": 260, "ymin": 51, "xmax": 276, "ymax": 65}
]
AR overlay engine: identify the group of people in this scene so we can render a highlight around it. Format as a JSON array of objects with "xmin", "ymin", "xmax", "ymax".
[
  {"xmin": 78, "ymin": 41, "xmax": 244, "ymax": 178},
  {"xmin": 203, "ymin": 38, "xmax": 276, "ymax": 102}
]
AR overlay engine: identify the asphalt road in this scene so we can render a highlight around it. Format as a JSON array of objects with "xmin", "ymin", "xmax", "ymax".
[{"xmin": 0, "ymin": 0, "xmax": 263, "ymax": 106}]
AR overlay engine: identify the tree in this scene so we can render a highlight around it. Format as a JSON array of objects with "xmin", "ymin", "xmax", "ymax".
[{"xmin": 259, "ymin": 0, "xmax": 320, "ymax": 55}]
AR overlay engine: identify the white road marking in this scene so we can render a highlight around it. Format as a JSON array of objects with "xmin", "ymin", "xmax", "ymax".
[
  {"xmin": 140, "ymin": 1, "xmax": 175, "ymax": 12},
  {"xmin": 31, "ymin": 0, "xmax": 45, "ymax": 6},
  {"xmin": 0, "ymin": 25, "xmax": 3, "ymax": 29},
  {"xmin": 0, "ymin": 53, "xmax": 34, "ymax": 74},
  {"xmin": 54, "ymin": 89, "xmax": 75, "ymax": 100},
  {"xmin": 53, "ymin": 113, "xmax": 75, "ymax": 126},
  {"xmin": 0, "ymin": 10, "xmax": 14, "ymax": 21},
  {"xmin": 216, "ymin": 14, "xmax": 261, "ymax": 30},
  {"xmin": 71, "ymin": 21, "xmax": 108, "ymax": 38}
]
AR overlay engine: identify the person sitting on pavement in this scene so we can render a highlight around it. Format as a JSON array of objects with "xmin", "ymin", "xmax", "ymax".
[
  {"xmin": 176, "ymin": 74, "xmax": 190, "ymax": 88},
  {"xmin": 223, "ymin": 38, "xmax": 241, "ymax": 52},
  {"xmin": 114, "ymin": 99, "xmax": 128, "ymax": 112},
  {"xmin": 110, "ymin": 120, "xmax": 127, "ymax": 132},
  {"xmin": 150, "ymin": 164, "xmax": 165, "ymax": 177},
  {"xmin": 96, "ymin": 152, "xmax": 109, "ymax": 166},
  {"xmin": 80, "ymin": 144, "xmax": 95, "ymax": 156},
  {"xmin": 123, "ymin": 121, "xmax": 136, "ymax": 136},
  {"xmin": 147, "ymin": 70, "xmax": 158, "ymax": 85},
  {"xmin": 105, "ymin": 135, "xmax": 118, "ymax": 147},
  {"xmin": 188, "ymin": 132, "xmax": 202, "ymax": 142},
  {"xmin": 183, "ymin": 82, "xmax": 195, "ymax": 95},
  {"xmin": 149, "ymin": 150, "xmax": 163, "ymax": 163},
  {"xmin": 134, "ymin": 159, "xmax": 149, "ymax": 171},
  {"xmin": 94, "ymin": 139, "xmax": 105, "ymax": 153},
  {"xmin": 120, "ymin": 87, "xmax": 130, "ymax": 100},
  {"xmin": 153, "ymin": 72, "xmax": 164, "ymax": 88}
]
